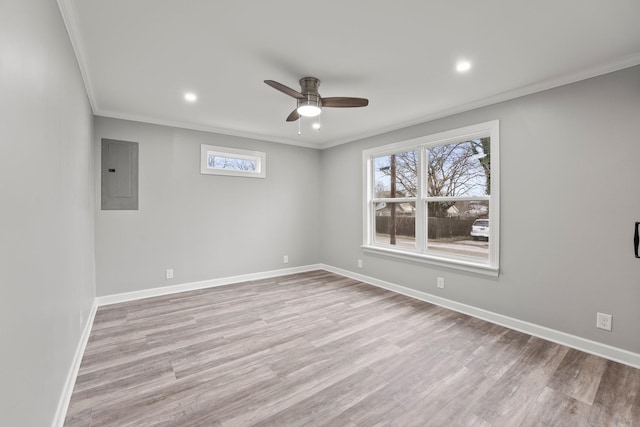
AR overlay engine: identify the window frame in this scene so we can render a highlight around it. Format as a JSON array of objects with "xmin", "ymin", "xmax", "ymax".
[
  {"xmin": 200, "ymin": 144, "xmax": 266, "ymax": 178},
  {"xmin": 362, "ymin": 120, "xmax": 500, "ymax": 276}
]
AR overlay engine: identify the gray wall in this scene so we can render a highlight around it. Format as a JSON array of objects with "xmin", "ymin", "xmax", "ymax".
[
  {"xmin": 94, "ymin": 117, "xmax": 321, "ymax": 296},
  {"xmin": 0, "ymin": 0, "xmax": 96, "ymax": 425},
  {"xmin": 321, "ymin": 66, "xmax": 640, "ymax": 354}
]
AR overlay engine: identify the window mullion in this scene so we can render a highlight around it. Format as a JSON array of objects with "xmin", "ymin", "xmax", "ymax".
[
  {"xmin": 364, "ymin": 156, "xmax": 375, "ymax": 246},
  {"xmin": 372, "ymin": 197, "xmax": 417, "ymax": 203},
  {"xmin": 415, "ymin": 146, "xmax": 426, "ymax": 252},
  {"xmin": 425, "ymin": 196, "xmax": 491, "ymax": 203}
]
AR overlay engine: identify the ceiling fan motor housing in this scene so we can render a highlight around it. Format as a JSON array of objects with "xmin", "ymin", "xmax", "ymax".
[
  {"xmin": 298, "ymin": 77, "xmax": 322, "ymax": 109},
  {"xmin": 299, "ymin": 77, "xmax": 321, "ymax": 95}
]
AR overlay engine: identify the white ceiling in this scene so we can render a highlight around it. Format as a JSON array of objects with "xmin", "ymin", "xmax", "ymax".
[{"xmin": 59, "ymin": 0, "xmax": 640, "ymax": 149}]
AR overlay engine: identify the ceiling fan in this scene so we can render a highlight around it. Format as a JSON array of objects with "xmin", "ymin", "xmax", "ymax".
[{"xmin": 264, "ymin": 77, "xmax": 369, "ymax": 122}]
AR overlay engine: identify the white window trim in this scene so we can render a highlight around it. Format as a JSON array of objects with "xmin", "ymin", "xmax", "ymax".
[
  {"xmin": 362, "ymin": 120, "xmax": 500, "ymax": 276},
  {"xmin": 200, "ymin": 144, "xmax": 266, "ymax": 178}
]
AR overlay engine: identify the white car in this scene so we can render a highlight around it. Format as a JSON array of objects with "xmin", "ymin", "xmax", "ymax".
[{"xmin": 471, "ymin": 219, "xmax": 489, "ymax": 240}]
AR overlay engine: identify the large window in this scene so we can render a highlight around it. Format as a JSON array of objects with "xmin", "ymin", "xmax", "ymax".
[{"xmin": 363, "ymin": 121, "xmax": 499, "ymax": 275}]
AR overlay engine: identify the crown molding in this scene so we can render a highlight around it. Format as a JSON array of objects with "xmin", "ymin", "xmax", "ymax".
[{"xmin": 56, "ymin": 0, "xmax": 98, "ymax": 113}]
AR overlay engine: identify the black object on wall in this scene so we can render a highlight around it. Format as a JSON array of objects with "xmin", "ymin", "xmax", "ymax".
[{"xmin": 635, "ymin": 222, "xmax": 639, "ymax": 258}]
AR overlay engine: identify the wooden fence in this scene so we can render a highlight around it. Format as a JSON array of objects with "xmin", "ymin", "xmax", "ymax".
[{"xmin": 375, "ymin": 216, "xmax": 477, "ymax": 239}]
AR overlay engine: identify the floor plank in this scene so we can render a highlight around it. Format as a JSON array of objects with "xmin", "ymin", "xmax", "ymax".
[{"xmin": 64, "ymin": 270, "xmax": 640, "ymax": 426}]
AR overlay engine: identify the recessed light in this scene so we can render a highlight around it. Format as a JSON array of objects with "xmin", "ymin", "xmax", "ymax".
[
  {"xmin": 312, "ymin": 122, "xmax": 321, "ymax": 130},
  {"xmin": 456, "ymin": 60, "xmax": 472, "ymax": 73},
  {"xmin": 184, "ymin": 92, "xmax": 197, "ymax": 102}
]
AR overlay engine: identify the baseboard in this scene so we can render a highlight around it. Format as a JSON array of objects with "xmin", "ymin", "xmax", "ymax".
[
  {"xmin": 321, "ymin": 264, "xmax": 640, "ymax": 369},
  {"xmin": 96, "ymin": 264, "xmax": 325, "ymax": 306},
  {"xmin": 51, "ymin": 300, "xmax": 98, "ymax": 427}
]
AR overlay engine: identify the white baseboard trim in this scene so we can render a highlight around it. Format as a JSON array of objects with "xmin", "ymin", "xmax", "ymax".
[
  {"xmin": 96, "ymin": 264, "xmax": 325, "ymax": 306},
  {"xmin": 321, "ymin": 264, "xmax": 640, "ymax": 369},
  {"xmin": 52, "ymin": 300, "xmax": 98, "ymax": 427}
]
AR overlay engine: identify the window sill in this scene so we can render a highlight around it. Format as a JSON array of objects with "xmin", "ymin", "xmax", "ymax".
[{"xmin": 361, "ymin": 245, "xmax": 499, "ymax": 277}]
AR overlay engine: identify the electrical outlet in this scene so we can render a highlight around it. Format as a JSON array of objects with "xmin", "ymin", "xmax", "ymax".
[
  {"xmin": 596, "ymin": 312, "xmax": 612, "ymax": 331},
  {"xmin": 166, "ymin": 269, "xmax": 174, "ymax": 279},
  {"xmin": 357, "ymin": 259, "xmax": 363, "ymax": 268},
  {"xmin": 283, "ymin": 255, "xmax": 289, "ymax": 264},
  {"xmin": 437, "ymin": 277, "xmax": 445, "ymax": 289}
]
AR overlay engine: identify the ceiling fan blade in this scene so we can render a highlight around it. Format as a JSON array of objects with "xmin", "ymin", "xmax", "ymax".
[
  {"xmin": 286, "ymin": 109, "xmax": 300, "ymax": 122},
  {"xmin": 264, "ymin": 80, "xmax": 306, "ymax": 99},
  {"xmin": 321, "ymin": 97, "xmax": 369, "ymax": 108}
]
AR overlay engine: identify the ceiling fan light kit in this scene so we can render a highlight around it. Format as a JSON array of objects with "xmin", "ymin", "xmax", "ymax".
[
  {"xmin": 297, "ymin": 96, "xmax": 322, "ymax": 117},
  {"xmin": 264, "ymin": 77, "xmax": 369, "ymax": 127}
]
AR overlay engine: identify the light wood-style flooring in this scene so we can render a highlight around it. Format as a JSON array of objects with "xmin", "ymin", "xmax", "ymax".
[{"xmin": 65, "ymin": 270, "xmax": 640, "ymax": 426}]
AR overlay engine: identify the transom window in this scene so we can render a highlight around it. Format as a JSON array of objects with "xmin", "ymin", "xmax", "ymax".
[
  {"xmin": 200, "ymin": 144, "xmax": 266, "ymax": 178},
  {"xmin": 363, "ymin": 121, "xmax": 499, "ymax": 275}
]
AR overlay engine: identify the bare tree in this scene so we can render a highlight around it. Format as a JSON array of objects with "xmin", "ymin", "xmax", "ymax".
[
  {"xmin": 208, "ymin": 155, "xmax": 256, "ymax": 171},
  {"xmin": 391, "ymin": 151, "xmax": 418, "ymax": 197},
  {"xmin": 427, "ymin": 141, "xmax": 487, "ymax": 216},
  {"xmin": 377, "ymin": 140, "xmax": 489, "ymax": 218},
  {"xmin": 375, "ymin": 151, "xmax": 417, "ymax": 198},
  {"xmin": 376, "ymin": 152, "xmax": 418, "ymax": 243},
  {"xmin": 471, "ymin": 137, "xmax": 491, "ymax": 195}
]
